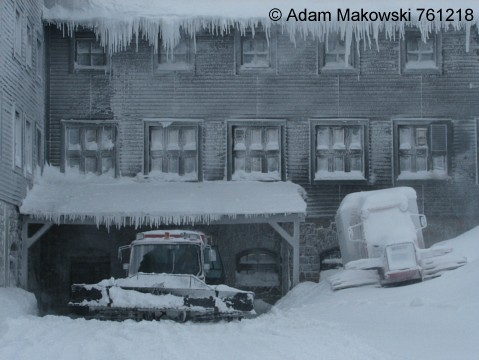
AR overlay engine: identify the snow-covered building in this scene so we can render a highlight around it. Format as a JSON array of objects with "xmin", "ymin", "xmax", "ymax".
[
  {"xmin": 0, "ymin": 0, "xmax": 45, "ymax": 287},
  {"xmin": 7, "ymin": 0, "xmax": 479, "ymax": 312}
]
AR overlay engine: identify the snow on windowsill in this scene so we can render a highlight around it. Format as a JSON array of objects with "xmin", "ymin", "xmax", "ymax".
[
  {"xmin": 143, "ymin": 171, "xmax": 198, "ymax": 182},
  {"xmin": 315, "ymin": 171, "xmax": 365, "ymax": 181},
  {"xmin": 232, "ymin": 170, "xmax": 280, "ymax": 181},
  {"xmin": 404, "ymin": 60, "xmax": 438, "ymax": 70},
  {"xmin": 397, "ymin": 171, "xmax": 448, "ymax": 181}
]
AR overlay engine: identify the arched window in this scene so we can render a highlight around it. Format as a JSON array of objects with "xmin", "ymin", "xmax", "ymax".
[{"xmin": 235, "ymin": 248, "xmax": 279, "ymax": 287}]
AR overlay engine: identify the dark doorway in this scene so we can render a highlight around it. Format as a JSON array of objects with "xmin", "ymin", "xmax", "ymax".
[{"xmin": 70, "ymin": 256, "xmax": 111, "ymax": 288}]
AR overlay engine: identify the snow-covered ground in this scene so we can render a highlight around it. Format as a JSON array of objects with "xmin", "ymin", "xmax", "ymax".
[{"xmin": 1, "ymin": 227, "xmax": 478, "ymax": 360}]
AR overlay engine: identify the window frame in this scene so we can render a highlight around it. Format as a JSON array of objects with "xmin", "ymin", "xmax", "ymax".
[
  {"xmin": 24, "ymin": 116, "xmax": 33, "ymax": 175},
  {"xmin": 310, "ymin": 119, "xmax": 369, "ymax": 183},
  {"xmin": 36, "ymin": 125, "xmax": 43, "ymax": 170},
  {"xmin": 157, "ymin": 34, "xmax": 195, "ymax": 72},
  {"xmin": 227, "ymin": 119, "xmax": 285, "ymax": 181},
  {"xmin": 61, "ymin": 120, "xmax": 118, "ymax": 176},
  {"xmin": 26, "ymin": 20, "xmax": 33, "ymax": 69},
  {"xmin": 235, "ymin": 28, "xmax": 277, "ymax": 74},
  {"xmin": 393, "ymin": 119, "xmax": 451, "ymax": 182},
  {"xmin": 319, "ymin": 32, "xmax": 359, "ymax": 74},
  {"xmin": 36, "ymin": 34, "xmax": 44, "ymax": 82},
  {"xmin": 72, "ymin": 31, "xmax": 108, "ymax": 72},
  {"xmin": 144, "ymin": 119, "xmax": 202, "ymax": 181},
  {"xmin": 401, "ymin": 30, "xmax": 442, "ymax": 74},
  {"xmin": 14, "ymin": 7, "xmax": 23, "ymax": 61},
  {"xmin": 12, "ymin": 104, "xmax": 23, "ymax": 170}
]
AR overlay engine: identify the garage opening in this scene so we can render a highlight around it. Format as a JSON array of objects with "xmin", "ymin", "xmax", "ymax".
[{"xmin": 235, "ymin": 248, "xmax": 281, "ymax": 304}]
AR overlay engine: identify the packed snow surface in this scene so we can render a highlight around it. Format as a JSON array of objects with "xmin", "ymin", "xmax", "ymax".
[
  {"xmin": 20, "ymin": 166, "xmax": 306, "ymax": 227},
  {"xmin": 1, "ymin": 227, "xmax": 478, "ymax": 359}
]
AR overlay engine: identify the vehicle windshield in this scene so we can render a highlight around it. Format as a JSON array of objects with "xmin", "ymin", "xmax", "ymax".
[{"xmin": 130, "ymin": 243, "xmax": 201, "ymax": 276}]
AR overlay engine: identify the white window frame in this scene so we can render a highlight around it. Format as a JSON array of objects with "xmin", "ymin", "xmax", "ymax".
[
  {"xmin": 235, "ymin": 29, "xmax": 276, "ymax": 73},
  {"xmin": 311, "ymin": 119, "xmax": 368, "ymax": 181},
  {"xmin": 401, "ymin": 30, "xmax": 442, "ymax": 73},
  {"xmin": 157, "ymin": 35, "xmax": 194, "ymax": 72},
  {"xmin": 14, "ymin": 7, "xmax": 23, "ymax": 60},
  {"xmin": 394, "ymin": 119, "xmax": 450, "ymax": 181},
  {"xmin": 73, "ymin": 32, "xmax": 107, "ymax": 71},
  {"xmin": 24, "ymin": 116, "xmax": 33, "ymax": 175},
  {"xmin": 144, "ymin": 119, "xmax": 202, "ymax": 181},
  {"xmin": 227, "ymin": 120, "xmax": 284, "ymax": 181},
  {"xmin": 26, "ymin": 21, "xmax": 33, "ymax": 68},
  {"xmin": 13, "ymin": 105, "xmax": 23, "ymax": 169},
  {"xmin": 63, "ymin": 121, "xmax": 117, "ymax": 176},
  {"xmin": 36, "ymin": 36, "xmax": 43, "ymax": 81},
  {"xmin": 36, "ymin": 125, "xmax": 43, "ymax": 170}
]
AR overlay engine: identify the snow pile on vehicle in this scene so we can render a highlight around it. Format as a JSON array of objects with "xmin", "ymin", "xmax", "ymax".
[
  {"xmin": 43, "ymin": 0, "xmax": 479, "ymax": 62},
  {"xmin": 20, "ymin": 166, "xmax": 306, "ymax": 227}
]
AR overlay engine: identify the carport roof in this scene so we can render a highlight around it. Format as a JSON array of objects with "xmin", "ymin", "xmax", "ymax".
[{"xmin": 20, "ymin": 167, "xmax": 306, "ymax": 227}]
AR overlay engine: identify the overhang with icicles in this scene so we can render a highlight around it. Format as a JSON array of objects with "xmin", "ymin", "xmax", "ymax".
[
  {"xmin": 43, "ymin": 0, "xmax": 479, "ymax": 68},
  {"xmin": 19, "ymin": 167, "xmax": 307, "ymax": 289}
]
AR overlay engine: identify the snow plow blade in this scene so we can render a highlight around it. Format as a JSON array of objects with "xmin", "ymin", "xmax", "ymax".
[
  {"xmin": 418, "ymin": 247, "xmax": 467, "ymax": 279},
  {"xmin": 69, "ymin": 274, "xmax": 255, "ymax": 322},
  {"xmin": 328, "ymin": 269, "xmax": 380, "ymax": 291}
]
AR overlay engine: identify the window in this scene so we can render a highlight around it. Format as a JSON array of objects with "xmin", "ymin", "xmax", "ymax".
[
  {"xmin": 321, "ymin": 32, "xmax": 356, "ymax": 70},
  {"xmin": 25, "ymin": 118, "xmax": 33, "ymax": 174},
  {"xmin": 64, "ymin": 123, "xmax": 116, "ymax": 175},
  {"xmin": 235, "ymin": 248, "xmax": 280, "ymax": 288},
  {"xmin": 26, "ymin": 23, "xmax": 33, "ymax": 68},
  {"xmin": 74, "ymin": 33, "xmax": 106, "ymax": 70},
  {"xmin": 394, "ymin": 121, "xmax": 449, "ymax": 180},
  {"xmin": 228, "ymin": 122, "xmax": 283, "ymax": 181},
  {"xmin": 236, "ymin": 29, "xmax": 276, "ymax": 72},
  {"xmin": 36, "ymin": 127, "xmax": 43, "ymax": 168},
  {"xmin": 14, "ymin": 9, "xmax": 22, "ymax": 58},
  {"xmin": 157, "ymin": 35, "xmax": 193, "ymax": 71},
  {"xmin": 13, "ymin": 107, "xmax": 22, "ymax": 169},
  {"xmin": 145, "ymin": 122, "xmax": 200, "ymax": 181},
  {"xmin": 312, "ymin": 120, "xmax": 367, "ymax": 181},
  {"xmin": 402, "ymin": 30, "xmax": 441, "ymax": 72},
  {"xmin": 36, "ymin": 38, "xmax": 43, "ymax": 80}
]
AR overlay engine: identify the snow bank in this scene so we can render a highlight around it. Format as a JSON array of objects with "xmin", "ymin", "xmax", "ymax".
[
  {"xmin": 20, "ymin": 166, "xmax": 306, "ymax": 227},
  {"xmin": 43, "ymin": 0, "xmax": 479, "ymax": 63},
  {"xmin": 1, "ymin": 227, "xmax": 478, "ymax": 359},
  {"xmin": 0, "ymin": 288, "xmax": 38, "ymax": 322}
]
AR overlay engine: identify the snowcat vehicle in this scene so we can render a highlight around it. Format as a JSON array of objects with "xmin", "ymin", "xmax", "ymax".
[
  {"xmin": 69, "ymin": 230, "xmax": 255, "ymax": 321},
  {"xmin": 329, "ymin": 187, "xmax": 467, "ymax": 290}
]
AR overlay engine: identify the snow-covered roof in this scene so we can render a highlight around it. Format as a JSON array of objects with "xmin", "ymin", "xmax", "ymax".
[
  {"xmin": 43, "ymin": 0, "xmax": 479, "ymax": 57},
  {"xmin": 20, "ymin": 167, "xmax": 306, "ymax": 227}
]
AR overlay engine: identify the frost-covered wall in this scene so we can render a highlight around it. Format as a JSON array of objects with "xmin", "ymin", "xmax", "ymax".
[
  {"xmin": 44, "ymin": 25, "xmax": 479, "ymax": 229},
  {"xmin": 41, "ymin": 21, "xmax": 479, "ymax": 298},
  {"xmin": 0, "ymin": 201, "xmax": 22, "ymax": 287},
  {"xmin": 0, "ymin": 0, "xmax": 45, "ymax": 287}
]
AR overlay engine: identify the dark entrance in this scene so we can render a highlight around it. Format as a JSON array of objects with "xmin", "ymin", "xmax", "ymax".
[{"xmin": 70, "ymin": 256, "xmax": 111, "ymax": 289}]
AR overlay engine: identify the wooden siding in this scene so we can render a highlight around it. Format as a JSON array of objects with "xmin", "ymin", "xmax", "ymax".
[
  {"xmin": 0, "ymin": 0, "xmax": 44, "ymax": 206},
  {"xmin": 46, "ymin": 26, "xmax": 479, "ymax": 221}
]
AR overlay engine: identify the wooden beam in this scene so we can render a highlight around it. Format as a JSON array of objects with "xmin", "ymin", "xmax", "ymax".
[
  {"xmin": 21, "ymin": 220, "xmax": 53, "ymax": 289},
  {"xmin": 268, "ymin": 221, "xmax": 301, "ymax": 288}
]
